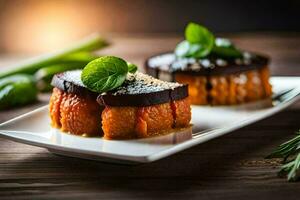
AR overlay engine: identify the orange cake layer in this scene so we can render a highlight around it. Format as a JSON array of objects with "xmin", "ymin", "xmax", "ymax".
[
  {"xmin": 49, "ymin": 88, "xmax": 103, "ymax": 137},
  {"xmin": 49, "ymin": 88, "xmax": 191, "ymax": 139},
  {"xmin": 102, "ymin": 97, "xmax": 191, "ymax": 139},
  {"xmin": 175, "ymin": 66, "xmax": 272, "ymax": 105}
]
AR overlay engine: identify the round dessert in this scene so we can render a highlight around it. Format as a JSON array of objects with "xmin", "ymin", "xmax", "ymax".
[
  {"xmin": 49, "ymin": 70, "xmax": 191, "ymax": 139},
  {"xmin": 145, "ymin": 22, "xmax": 272, "ymax": 105},
  {"xmin": 145, "ymin": 52, "xmax": 272, "ymax": 105},
  {"xmin": 50, "ymin": 71, "xmax": 103, "ymax": 137}
]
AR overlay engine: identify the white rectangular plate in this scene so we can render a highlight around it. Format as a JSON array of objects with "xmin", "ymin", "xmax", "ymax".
[{"xmin": 0, "ymin": 77, "xmax": 299, "ymax": 164}]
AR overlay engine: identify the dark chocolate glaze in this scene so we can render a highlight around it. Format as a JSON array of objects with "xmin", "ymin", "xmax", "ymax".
[
  {"xmin": 51, "ymin": 70, "xmax": 98, "ymax": 98},
  {"xmin": 51, "ymin": 70, "xmax": 188, "ymax": 107},
  {"xmin": 98, "ymin": 72, "xmax": 188, "ymax": 107},
  {"xmin": 145, "ymin": 52, "xmax": 269, "ymax": 78}
]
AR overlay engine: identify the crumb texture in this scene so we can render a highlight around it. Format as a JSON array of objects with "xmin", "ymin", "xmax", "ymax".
[
  {"xmin": 108, "ymin": 72, "xmax": 183, "ymax": 95},
  {"xmin": 49, "ymin": 88, "xmax": 103, "ymax": 136},
  {"xmin": 102, "ymin": 97, "xmax": 191, "ymax": 139},
  {"xmin": 175, "ymin": 66, "xmax": 272, "ymax": 105},
  {"xmin": 49, "ymin": 87, "xmax": 191, "ymax": 139}
]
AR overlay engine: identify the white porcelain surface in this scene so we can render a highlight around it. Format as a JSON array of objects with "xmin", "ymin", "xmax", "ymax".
[{"xmin": 0, "ymin": 77, "xmax": 299, "ymax": 164}]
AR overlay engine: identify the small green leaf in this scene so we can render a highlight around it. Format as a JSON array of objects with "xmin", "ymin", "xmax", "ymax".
[
  {"xmin": 127, "ymin": 62, "xmax": 138, "ymax": 73},
  {"xmin": 0, "ymin": 74, "xmax": 36, "ymax": 90},
  {"xmin": 0, "ymin": 78, "xmax": 38, "ymax": 110},
  {"xmin": 212, "ymin": 38, "xmax": 243, "ymax": 58},
  {"xmin": 190, "ymin": 43, "xmax": 211, "ymax": 58},
  {"xmin": 81, "ymin": 56, "xmax": 128, "ymax": 93},
  {"xmin": 185, "ymin": 23, "xmax": 214, "ymax": 55},
  {"xmin": 175, "ymin": 40, "xmax": 212, "ymax": 58},
  {"xmin": 212, "ymin": 46, "xmax": 242, "ymax": 58},
  {"xmin": 185, "ymin": 22, "xmax": 213, "ymax": 44},
  {"xmin": 175, "ymin": 22, "xmax": 215, "ymax": 58}
]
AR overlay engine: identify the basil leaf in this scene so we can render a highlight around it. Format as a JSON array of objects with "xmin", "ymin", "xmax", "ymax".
[
  {"xmin": 190, "ymin": 43, "xmax": 211, "ymax": 58},
  {"xmin": 175, "ymin": 23, "xmax": 215, "ymax": 58},
  {"xmin": 212, "ymin": 38, "xmax": 243, "ymax": 58},
  {"xmin": 187, "ymin": 43, "xmax": 201, "ymax": 56},
  {"xmin": 81, "ymin": 56, "xmax": 128, "ymax": 93},
  {"xmin": 175, "ymin": 40, "xmax": 212, "ymax": 58},
  {"xmin": 127, "ymin": 62, "xmax": 138, "ymax": 73},
  {"xmin": 212, "ymin": 46, "xmax": 242, "ymax": 58},
  {"xmin": 185, "ymin": 23, "xmax": 213, "ymax": 44},
  {"xmin": 185, "ymin": 22, "xmax": 214, "ymax": 55}
]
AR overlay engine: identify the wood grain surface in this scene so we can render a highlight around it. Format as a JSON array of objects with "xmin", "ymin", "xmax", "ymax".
[{"xmin": 0, "ymin": 33, "xmax": 299, "ymax": 200}]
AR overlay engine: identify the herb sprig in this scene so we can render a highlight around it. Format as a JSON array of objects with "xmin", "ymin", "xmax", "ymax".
[
  {"xmin": 266, "ymin": 130, "xmax": 300, "ymax": 181},
  {"xmin": 81, "ymin": 56, "xmax": 137, "ymax": 93},
  {"xmin": 175, "ymin": 22, "xmax": 242, "ymax": 59},
  {"xmin": 212, "ymin": 38, "xmax": 242, "ymax": 58}
]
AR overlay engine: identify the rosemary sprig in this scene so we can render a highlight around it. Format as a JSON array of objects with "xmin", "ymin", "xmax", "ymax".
[
  {"xmin": 267, "ymin": 130, "xmax": 300, "ymax": 181},
  {"xmin": 280, "ymin": 153, "xmax": 300, "ymax": 181},
  {"xmin": 266, "ymin": 131, "xmax": 300, "ymax": 161}
]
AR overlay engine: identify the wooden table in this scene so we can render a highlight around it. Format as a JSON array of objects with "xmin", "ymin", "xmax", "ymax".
[{"xmin": 0, "ymin": 33, "xmax": 300, "ymax": 199}]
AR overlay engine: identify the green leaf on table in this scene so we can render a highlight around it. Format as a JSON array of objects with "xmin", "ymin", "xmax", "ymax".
[
  {"xmin": 81, "ymin": 56, "xmax": 129, "ymax": 93},
  {"xmin": 0, "ymin": 74, "xmax": 38, "ymax": 110}
]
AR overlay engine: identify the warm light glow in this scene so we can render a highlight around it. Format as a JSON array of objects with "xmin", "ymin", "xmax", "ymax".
[{"xmin": 1, "ymin": 1, "xmax": 100, "ymax": 53}]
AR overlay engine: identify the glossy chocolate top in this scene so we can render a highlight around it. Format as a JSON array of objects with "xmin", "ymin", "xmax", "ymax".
[
  {"xmin": 98, "ymin": 72, "xmax": 188, "ymax": 106},
  {"xmin": 51, "ymin": 70, "xmax": 188, "ymax": 107},
  {"xmin": 51, "ymin": 70, "xmax": 98, "ymax": 97},
  {"xmin": 145, "ymin": 52, "xmax": 269, "ymax": 76}
]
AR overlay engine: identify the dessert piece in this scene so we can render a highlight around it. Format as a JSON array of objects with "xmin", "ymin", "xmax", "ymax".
[
  {"xmin": 50, "ymin": 71, "xmax": 103, "ymax": 137},
  {"xmin": 49, "ymin": 70, "xmax": 191, "ymax": 139},
  {"xmin": 145, "ymin": 23, "xmax": 272, "ymax": 105},
  {"xmin": 98, "ymin": 72, "xmax": 190, "ymax": 139},
  {"xmin": 145, "ymin": 52, "xmax": 271, "ymax": 105}
]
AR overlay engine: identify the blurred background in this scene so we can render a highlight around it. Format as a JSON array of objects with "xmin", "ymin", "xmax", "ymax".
[
  {"xmin": 0, "ymin": 0, "xmax": 299, "ymax": 54},
  {"xmin": 0, "ymin": 0, "xmax": 299, "ymax": 115}
]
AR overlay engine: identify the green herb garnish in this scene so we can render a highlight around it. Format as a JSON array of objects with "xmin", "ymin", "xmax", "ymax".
[
  {"xmin": 127, "ymin": 62, "xmax": 138, "ymax": 73},
  {"xmin": 175, "ymin": 23, "xmax": 214, "ymax": 58},
  {"xmin": 175, "ymin": 22, "xmax": 242, "ymax": 59},
  {"xmin": 212, "ymin": 38, "xmax": 243, "ymax": 58},
  {"xmin": 81, "ymin": 56, "xmax": 137, "ymax": 93},
  {"xmin": 266, "ymin": 130, "xmax": 300, "ymax": 181}
]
